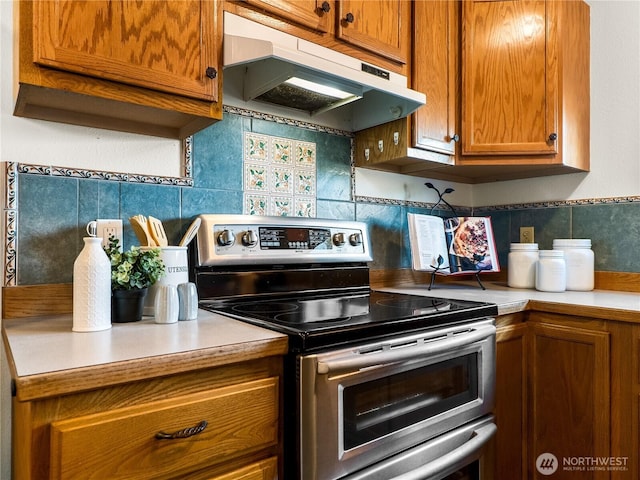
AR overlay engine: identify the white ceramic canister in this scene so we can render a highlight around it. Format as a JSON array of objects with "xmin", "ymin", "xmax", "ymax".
[
  {"xmin": 536, "ymin": 250, "xmax": 566, "ymax": 292},
  {"xmin": 154, "ymin": 284, "xmax": 179, "ymax": 324},
  {"xmin": 73, "ymin": 237, "xmax": 112, "ymax": 332},
  {"xmin": 508, "ymin": 243, "xmax": 539, "ymax": 289},
  {"xmin": 141, "ymin": 246, "xmax": 189, "ymax": 316},
  {"xmin": 553, "ymin": 239, "xmax": 594, "ymax": 291}
]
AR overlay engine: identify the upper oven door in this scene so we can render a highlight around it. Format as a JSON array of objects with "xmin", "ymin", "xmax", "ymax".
[{"xmin": 298, "ymin": 318, "xmax": 496, "ymax": 480}]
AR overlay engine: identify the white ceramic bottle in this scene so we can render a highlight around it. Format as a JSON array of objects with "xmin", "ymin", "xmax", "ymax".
[{"xmin": 73, "ymin": 237, "xmax": 112, "ymax": 332}]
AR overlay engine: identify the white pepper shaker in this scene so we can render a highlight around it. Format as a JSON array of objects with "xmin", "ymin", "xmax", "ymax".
[
  {"xmin": 178, "ymin": 282, "xmax": 198, "ymax": 321},
  {"xmin": 154, "ymin": 284, "xmax": 179, "ymax": 324}
]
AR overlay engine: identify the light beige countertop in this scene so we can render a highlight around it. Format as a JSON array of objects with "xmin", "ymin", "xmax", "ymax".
[
  {"xmin": 380, "ymin": 281, "xmax": 640, "ymax": 321},
  {"xmin": 3, "ymin": 309, "xmax": 288, "ymax": 401}
]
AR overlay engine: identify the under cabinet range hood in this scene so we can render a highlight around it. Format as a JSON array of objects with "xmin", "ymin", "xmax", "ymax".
[{"xmin": 223, "ymin": 12, "xmax": 426, "ymax": 131}]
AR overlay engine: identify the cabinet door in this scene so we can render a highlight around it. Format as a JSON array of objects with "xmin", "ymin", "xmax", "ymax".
[
  {"xmin": 496, "ymin": 322, "xmax": 528, "ymax": 480},
  {"xmin": 529, "ymin": 322, "xmax": 610, "ymax": 480},
  {"xmin": 34, "ymin": 1, "xmax": 218, "ymax": 101},
  {"xmin": 462, "ymin": 0, "xmax": 558, "ymax": 155},
  {"xmin": 412, "ymin": 0, "xmax": 459, "ymax": 156},
  {"xmin": 241, "ymin": 0, "xmax": 331, "ymax": 32},
  {"xmin": 336, "ymin": 0, "xmax": 408, "ymax": 64}
]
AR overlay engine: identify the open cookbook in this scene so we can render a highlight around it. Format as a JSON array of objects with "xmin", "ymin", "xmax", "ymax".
[{"xmin": 408, "ymin": 213, "xmax": 500, "ymax": 275}]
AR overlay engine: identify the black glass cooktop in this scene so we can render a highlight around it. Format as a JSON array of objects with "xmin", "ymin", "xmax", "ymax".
[{"xmin": 202, "ymin": 290, "xmax": 498, "ymax": 352}]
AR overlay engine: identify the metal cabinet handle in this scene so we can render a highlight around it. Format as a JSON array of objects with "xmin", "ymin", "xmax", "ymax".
[
  {"xmin": 450, "ymin": 133, "xmax": 460, "ymax": 142},
  {"xmin": 317, "ymin": 324, "xmax": 496, "ymax": 374},
  {"xmin": 386, "ymin": 423, "xmax": 497, "ymax": 480},
  {"xmin": 345, "ymin": 12, "xmax": 354, "ymax": 23},
  {"xmin": 155, "ymin": 420, "xmax": 208, "ymax": 440},
  {"xmin": 321, "ymin": 1, "xmax": 331, "ymax": 13},
  {"xmin": 548, "ymin": 132, "xmax": 558, "ymax": 142}
]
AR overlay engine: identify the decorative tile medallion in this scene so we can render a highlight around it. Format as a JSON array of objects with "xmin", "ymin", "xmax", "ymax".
[
  {"xmin": 243, "ymin": 132, "xmax": 316, "ymax": 217},
  {"xmin": 244, "ymin": 163, "xmax": 268, "ymax": 192},
  {"xmin": 245, "ymin": 133, "xmax": 269, "ymax": 162},
  {"xmin": 244, "ymin": 194, "xmax": 269, "ymax": 216},
  {"xmin": 296, "ymin": 141, "xmax": 316, "ymax": 168}
]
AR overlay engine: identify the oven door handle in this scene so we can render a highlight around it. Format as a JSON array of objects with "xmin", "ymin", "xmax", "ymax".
[
  {"xmin": 387, "ymin": 422, "xmax": 497, "ymax": 480},
  {"xmin": 317, "ymin": 324, "xmax": 495, "ymax": 374}
]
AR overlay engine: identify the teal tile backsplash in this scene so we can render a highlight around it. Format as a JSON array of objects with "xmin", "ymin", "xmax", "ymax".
[{"xmin": 10, "ymin": 108, "xmax": 640, "ymax": 285}]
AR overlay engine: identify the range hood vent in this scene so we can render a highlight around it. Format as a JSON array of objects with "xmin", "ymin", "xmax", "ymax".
[{"xmin": 223, "ymin": 12, "xmax": 425, "ymax": 132}]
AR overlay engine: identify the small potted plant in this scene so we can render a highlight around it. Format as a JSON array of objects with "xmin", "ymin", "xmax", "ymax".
[{"xmin": 104, "ymin": 237, "xmax": 165, "ymax": 323}]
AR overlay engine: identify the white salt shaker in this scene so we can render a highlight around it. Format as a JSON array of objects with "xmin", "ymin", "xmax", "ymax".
[
  {"xmin": 178, "ymin": 282, "xmax": 198, "ymax": 321},
  {"xmin": 154, "ymin": 284, "xmax": 179, "ymax": 324}
]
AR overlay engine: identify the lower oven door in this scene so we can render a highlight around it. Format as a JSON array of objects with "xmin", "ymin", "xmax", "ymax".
[
  {"xmin": 298, "ymin": 318, "xmax": 496, "ymax": 480},
  {"xmin": 343, "ymin": 415, "xmax": 496, "ymax": 480}
]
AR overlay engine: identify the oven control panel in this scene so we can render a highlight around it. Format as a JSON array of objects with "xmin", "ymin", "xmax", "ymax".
[{"xmin": 195, "ymin": 214, "xmax": 373, "ymax": 266}]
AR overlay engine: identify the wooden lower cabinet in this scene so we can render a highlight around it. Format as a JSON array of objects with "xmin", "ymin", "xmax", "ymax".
[
  {"xmin": 496, "ymin": 312, "xmax": 638, "ymax": 480},
  {"xmin": 529, "ymin": 316, "xmax": 610, "ymax": 480},
  {"xmin": 495, "ymin": 316, "xmax": 528, "ymax": 479},
  {"xmin": 12, "ymin": 357, "xmax": 283, "ymax": 480}
]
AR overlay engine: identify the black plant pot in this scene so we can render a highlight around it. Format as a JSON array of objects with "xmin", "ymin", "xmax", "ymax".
[{"xmin": 111, "ymin": 288, "xmax": 148, "ymax": 323}]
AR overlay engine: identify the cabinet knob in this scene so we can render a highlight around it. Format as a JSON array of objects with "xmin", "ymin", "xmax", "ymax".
[
  {"xmin": 205, "ymin": 67, "xmax": 217, "ymax": 79},
  {"xmin": 345, "ymin": 12, "xmax": 355, "ymax": 23},
  {"xmin": 548, "ymin": 133, "xmax": 558, "ymax": 142},
  {"xmin": 450, "ymin": 134, "xmax": 460, "ymax": 142},
  {"xmin": 321, "ymin": 1, "xmax": 331, "ymax": 13}
]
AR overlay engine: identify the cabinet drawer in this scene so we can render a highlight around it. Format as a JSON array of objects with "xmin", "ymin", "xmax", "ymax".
[
  {"xmin": 209, "ymin": 456, "xmax": 278, "ymax": 480},
  {"xmin": 49, "ymin": 377, "xmax": 279, "ymax": 480}
]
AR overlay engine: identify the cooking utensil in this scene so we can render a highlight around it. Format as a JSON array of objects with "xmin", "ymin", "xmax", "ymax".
[
  {"xmin": 179, "ymin": 218, "xmax": 201, "ymax": 247},
  {"xmin": 147, "ymin": 216, "xmax": 168, "ymax": 247},
  {"xmin": 129, "ymin": 215, "xmax": 156, "ymax": 246}
]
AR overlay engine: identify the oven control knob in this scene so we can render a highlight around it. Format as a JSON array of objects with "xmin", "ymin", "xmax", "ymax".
[
  {"xmin": 242, "ymin": 229, "xmax": 258, "ymax": 247},
  {"xmin": 349, "ymin": 233, "xmax": 362, "ymax": 246},
  {"xmin": 217, "ymin": 229, "xmax": 235, "ymax": 247},
  {"xmin": 333, "ymin": 232, "xmax": 346, "ymax": 246}
]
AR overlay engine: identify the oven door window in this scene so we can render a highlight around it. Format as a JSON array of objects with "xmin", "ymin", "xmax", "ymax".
[{"xmin": 342, "ymin": 353, "xmax": 478, "ymax": 450}]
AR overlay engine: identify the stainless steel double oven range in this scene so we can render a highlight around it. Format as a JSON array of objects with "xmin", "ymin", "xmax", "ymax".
[{"xmin": 192, "ymin": 215, "xmax": 498, "ymax": 480}]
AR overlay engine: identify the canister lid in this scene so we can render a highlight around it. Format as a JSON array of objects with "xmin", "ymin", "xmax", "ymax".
[
  {"xmin": 553, "ymin": 239, "xmax": 592, "ymax": 248},
  {"xmin": 510, "ymin": 243, "xmax": 539, "ymax": 250},
  {"xmin": 539, "ymin": 249, "xmax": 564, "ymax": 257}
]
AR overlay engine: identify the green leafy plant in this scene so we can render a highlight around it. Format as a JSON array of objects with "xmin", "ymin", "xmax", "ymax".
[{"xmin": 104, "ymin": 237, "xmax": 165, "ymax": 291}]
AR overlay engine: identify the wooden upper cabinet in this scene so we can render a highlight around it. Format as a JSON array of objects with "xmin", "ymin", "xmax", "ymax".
[
  {"xmin": 462, "ymin": 0, "xmax": 557, "ymax": 156},
  {"xmin": 15, "ymin": 0, "xmax": 222, "ymax": 139},
  {"xmin": 412, "ymin": 0, "xmax": 459, "ymax": 156},
  {"xmin": 33, "ymin": 1, "xmax": 217, "ymax": 101},
  {"xmin": 241, "ymin": 0, "xmax": 331, "ymax": 32},
  {"xmin": 336, "ymin": 0, "xmax": 409, "ymax": 64}
]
